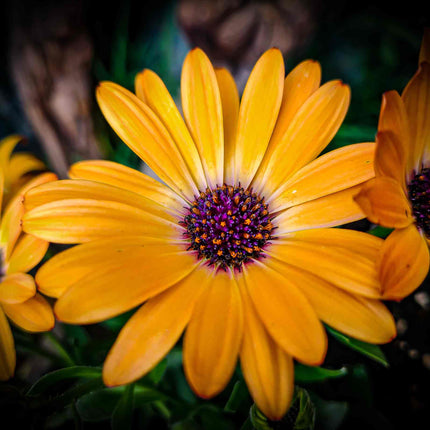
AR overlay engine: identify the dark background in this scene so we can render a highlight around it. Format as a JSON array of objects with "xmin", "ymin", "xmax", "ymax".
[{"xmin": 1, "ymin": 1, "xmax": 430, "ymax": 429}]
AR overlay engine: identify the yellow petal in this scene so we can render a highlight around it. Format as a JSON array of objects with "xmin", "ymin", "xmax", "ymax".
[
  {"xmin": 96, "ymin": 82, "xmax": 197, "ymax": 200},
  {"xmin": 103, "ymin": 264, "xmax": 209, "ymax": 386},
  {"xmin": 54, "ymin": 242, "xmax": 198, "ymax": 324},
  {"xmin": 240, "ymin": 261, "xmax": 327, "ymax": 365},
  {"xmin": 254, "ymin": 80, "xmax": 350, "ymax": 195},
  {"xmin": 0, "ymin": 273, "xmax": 36, "ymax": 304},
  {"xmin": 215, "ymin": 68, "xmax": 239, "ymax": 184},
  {"xmin": 23, "ymin": 199, "xmax": 182, "ymax": 244},
  {"xmin": 69, "ymin": 160, "xmax": 185, "ymax": 215},
  {"xmin": 7, "ymin": 153, "xmax": 45, "ymax": 185},
  {"xmin": 135, "ymin": 69, "xmax": 207, "ymax": 191},
  {"xmin": 0, "ymin": 194, "xmax": 24, "ymax": 259},
  {"xmin": 268, "ymin": 60, "xmax": 322, "ymax": 153},
  {"xmin": 278, "ymin": 227, "xmax": 383, "ymax": 259},
  {"xmin": 270, "ymin": 142, "xmax": 375, "ymax": 212},
  {"xmin": 181, "ymin": 48, "xmax": 224, "ymax": 188},
  {"xmin": 0, "ymin": 306, "xmax": 15, "ymax": 380},
  {"xmin": 269, "ymin": 261, "xmax": 395, "ymax": 344},
  {"xmin": 267, "ymin": 235, "xmax": 382, "ymax": 298},
  {"xmin": 239, "ymin": 284, "xmax": 294, "ymax": 420},
  {"xmin": 24, "ymin": 179, "xmax": 178, "ymax": 222},
  {"xmin": 6, "ymin": 234, "xmax": 49, "ymax": 274},
  {"xmin": 233, "ymin": 48, "xmax": 284, "ymax": 188},
  {"xmin": 419, "ymin": 28, "xmax": 430, "ymax": 64},
  {"xmin": 379, "ymin": 225, "xmax": 430, "ymax": 301},
  {"xmin": 354, "ymin": 177, "xmax": 413, "ymax": 229},
  {"xmin": 0, "ymin": 135, "xmax": 23, "ymax": 211},
  {"xmin": 275, "ymin": 185, "xmax": 364, "ymax": 234},
  {"xmin": 2, "ymin": 293, "xmax": 54, "ymax": 332},
  {"xmin": 35, "ymin": 237, "xmax": 170, "ymax": 298},
  {"xmin": 374, "ymin": 131, "xmax": 407, "ymax": 190},
  {"xmin": 402, "ymin": 62, "xmax": 430, "ymax": 170},
  {"xmin": 183, "ymin": 268, "xmax": 243, "ymax": 398}
]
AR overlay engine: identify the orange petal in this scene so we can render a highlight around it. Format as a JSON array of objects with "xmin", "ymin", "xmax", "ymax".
[
  {"xmin": 379, "ymin": 225, "xmax": 430, "ymax": 300},
  {"xmin": 239, "ymin": 284, "xmax": 294, "ymax": 420},
  {"xmin": 374, "ymin": 131, "xmax": 407, "ymax": 190},
  {"xmin": 267, "ymin": 234, "xmax": 382, "ymax": 298},
  {"xmin": 0, "ymin": 194, "xmax": 24, "ymax": 260},
  {"xmin": 3, "ymin": 293, "xmax": 54, "ymax": 332},
  {"xmin": 181, "ymin": 48, "xmax": 224, "ymax": 189},
  {"xmin": 254, "ymin": 80, "xmax": 350, "ymax": 195},
  {"xmin": 0, "ymin": 135, "xmax": 23, "ymax": 211},
  {"xmin": 402, "ymin": 62, "xmax": 430, "ymax": 170},
  {"xmin": 354, "ymin": 177, "xmax": 413, "ymax": 228},
  {"xmin": 240, "ymin": 261, "xmax": 327, "ymax": 365},
  {"xmin": 134, "ymin": 69, "xmax": 207, "ymax": 191},
  {"xmin": 54, "ymin": 242, "xmax": 198, "ymax": 324},
  {"xmin": 270, "ymin": 142, "xmax": 375, "ymax": 212},
  {"xmin": 96, "ymin": 82, "xmax": 197, "ymax": 200},
  {"xmin": 8, "ymin": 153, "xmax": 45, "ymax": 185},
  {"xmin": 35, "ymin": 237, "xmax": 169, "ymax": 298},
  {"xmin": 215, "ymin": 68, "xmax": 239, "ymax": 184},
  {"xmin": 269, "ymin": 261, "xmax": 395, "ymax": 344},
  {"xmin": 183, "ymin": 268, "xmax": 243, "ymax": 398},
  {"xmin": 103, "ymin": 264, "xmax": 209, "ymax": 386},
  {"xmin": 0, "ymin": 273, "xmax": 36, "ymax": 304},
  {"xmin": 6, "ymin": 234, "xmax": 49, "ymax": 274},
  {"xmin": 0, "ymin": 306, "xmax": 15, "ymax": 380},
  {"xmin": 69, "ymin": 160, "xmax": 185, "ymax": 215},
  {"xmin": 275, "ymin": 185, "xmax": 364, "ymax": 234},
  {"xmin": 232, "ymin": 48, "xmax": 284, "ymax": 188},
  {"xmin": 23, "ymin": 199, "xmax": 182, "ymax": 244},
  {"xmin": 268, "ymin": 60, "xmax": 322, "ymax": 152}
]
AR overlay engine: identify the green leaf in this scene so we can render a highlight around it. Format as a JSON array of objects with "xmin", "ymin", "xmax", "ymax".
[
  {"xmin": 326, "ymin": 326, "xmax": 389, "ymax": 367},
  {"xmin": 224, "ymin": 380, "xmax": 250, "ymax": 413},
  {"xmin": 76, "ymin": 385, "xmax": 169, "ymax": 422},
  {"xmin": 368, "ymin": 225, "xmax": 393, "ymax": 238},
  {"xmin": 111, "ymin": 384, "xmax": 135, "ymax": 430},
  {"xmin": 294, "ymin": 363, "xmax": 348, "ymax": 383},
  {"xmin": 27, "ymin": 366, "xmax": 102, "ymax": 396},
  {"xmin": 249, "ymin": 387, "xmax": 315, "ymax": 429},
  {"xmin": 148, "ymin": 358, "xmax": 167, "ymax": 385}
]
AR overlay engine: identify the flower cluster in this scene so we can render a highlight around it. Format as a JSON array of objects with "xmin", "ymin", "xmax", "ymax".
[{"xmin": 0, "ymin": 29, "xmax": 428, "ymax": 422}]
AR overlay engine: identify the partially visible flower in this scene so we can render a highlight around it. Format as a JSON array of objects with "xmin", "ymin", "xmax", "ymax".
[
  {"xmin": 0, "ymin": 135, "xmax": 46, "ymax": 208},
  {"xmin": 23, "ymin": 48, "xmax": 395, "ymax": 420},
  {"xmin": 355, "ymin": 29, "xmax": 430, "ymax": 301},
  {"xmin": 0, "ymin": 136, "xmax": 56, "ymax": 380}
]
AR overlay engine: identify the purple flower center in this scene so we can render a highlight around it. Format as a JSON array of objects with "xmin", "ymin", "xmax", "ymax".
[
  {"xmin": 408, "ymin": 167, "xmax": 430, "ymax": 237},
  {"xmin": 181, "ymin": 184, "xmax": 275, "ymax": 269}
]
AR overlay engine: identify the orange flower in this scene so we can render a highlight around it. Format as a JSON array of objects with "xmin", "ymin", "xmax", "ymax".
[
  {"xmin": 355, "ymin": 29, "xmax": 430, "ymax": 301},
  {"xmin": 23, "ymin": 48, "xmax": 395, "ymax": 419},
  {"xmin": 0, "ymin": 136, "xmax": 56, "ymax": 380}
]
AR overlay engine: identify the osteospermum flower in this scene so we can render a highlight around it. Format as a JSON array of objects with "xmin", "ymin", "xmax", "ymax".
[
  {"xmin": 355, "ymin": 29, "xmax": 430, "ymax": 300},
  {"xmin": 0, "ymin": 136, "xmax": 56, "ymax": 380},
  {"xmin": 23, "ymin": 48, "xmax": 396, "ymax": 419}
]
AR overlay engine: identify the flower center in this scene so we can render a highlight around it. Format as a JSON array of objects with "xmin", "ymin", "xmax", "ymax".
[
  {"xmin": 408, "ymin": 167, "xmax": 430, "ymax": 237},
  {"xmin": 182, "ymin": 184, "xmax": 275, "ymax": 269}
]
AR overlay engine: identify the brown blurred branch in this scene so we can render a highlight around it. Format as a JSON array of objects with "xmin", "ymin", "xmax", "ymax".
[{"xmin": 8, "ymin": 0, "xmax": 101, "ymax": 178}]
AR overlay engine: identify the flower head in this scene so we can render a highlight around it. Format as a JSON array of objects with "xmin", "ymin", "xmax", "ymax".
[
  {"xmin": 355, "ymin": 29, "xmax": 430, "ymax": 301},
  {"xmin": 23, "ymin": 48, "xmax": 396, "ymax": 419},
  {"xmin": 0, "ymin": 136, "xmax": 56, "ymax": 380}
]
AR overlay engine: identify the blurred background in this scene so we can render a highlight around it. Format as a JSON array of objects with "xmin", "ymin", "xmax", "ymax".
[{"xmin": 1, "ymin": 0, "xmax": 430, "ymax": 429}]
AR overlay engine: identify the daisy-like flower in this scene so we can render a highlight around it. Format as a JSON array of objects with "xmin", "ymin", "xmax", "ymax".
[
  {"xmin": 0, "ymin": 136, "xmax": 56, "ymax": 380},
  {"xmin": 355, "ymin": 29, "xmax": 430, "ymax": 301},
  {"xmin": 23, "ymin": 48, "xmax": 396, "ymax": 419}
]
